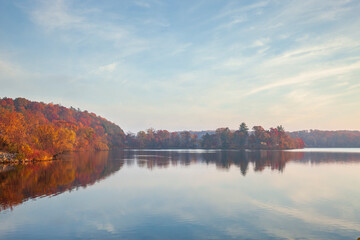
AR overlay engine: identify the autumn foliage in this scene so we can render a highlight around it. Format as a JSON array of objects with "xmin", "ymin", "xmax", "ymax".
[
  {"xmin": 0, "ymin": 98, "xmax": 305, "ymax": 160},
  {"xmin": 124, "ymin": 123, "xmax": 304, "ymax": 150},
  {"xmin": 0, "ymin": 98, "xmax": 125, "ymax": 160},
  {"xmin": 0, "ymin": 151, "xmax": 124, "ymax": 211}
]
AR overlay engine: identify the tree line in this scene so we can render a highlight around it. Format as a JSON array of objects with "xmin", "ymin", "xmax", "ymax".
[
  {"xmin": 124, "ymin": 123, "xmax": 304, "ymax": 150},
  {"xmin": 289, "ymin": 130, "xmax": 360, "ymax": 148},
  {"xmin": 0, "ymin": 97, "xmax": 303, "ymax": 161}
]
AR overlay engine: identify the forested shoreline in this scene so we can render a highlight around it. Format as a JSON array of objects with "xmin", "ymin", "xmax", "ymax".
[
  {"xmin": 289, "ymin": 130, "xmax": 360, "ymax": 148},
  {"xmin": 5, "ymin": 97, "xmax": 360, "ymax": 162},
  {"xmin": 124, "ymin": 123, "xmax": 304, "ymax": 150},
  {"xmin": 0, "ymin": 97, "xmax": 125, "ymax": 161}
]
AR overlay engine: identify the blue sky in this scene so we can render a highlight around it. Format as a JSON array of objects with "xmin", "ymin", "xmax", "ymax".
[{"xmin": 1, "ymin": 0, "xmax": 360, "ymax": 132}]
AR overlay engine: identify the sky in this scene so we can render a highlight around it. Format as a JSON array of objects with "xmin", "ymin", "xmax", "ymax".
[{"xmin": 0, "ymin": 0, "xmax": 360, "ymax": 132}]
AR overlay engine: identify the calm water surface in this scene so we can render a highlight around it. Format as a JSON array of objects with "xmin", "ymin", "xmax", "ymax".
[{"xmin": 1, "ymin": 149, "xmax": 360, "ymax": 239}]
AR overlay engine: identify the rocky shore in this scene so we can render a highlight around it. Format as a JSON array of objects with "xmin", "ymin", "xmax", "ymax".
[
  {"xmin": 0, "ymin": 152, "xmax": 18, "ymax": 163},
  {"xmin": 0, "ymin": 151, "xmax": 57, "ymax": 163}
]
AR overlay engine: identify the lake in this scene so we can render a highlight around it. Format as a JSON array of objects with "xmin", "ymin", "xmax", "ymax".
[{"xmin": 1, "ymin": 149, "xmax": 360, "ymax": 239}]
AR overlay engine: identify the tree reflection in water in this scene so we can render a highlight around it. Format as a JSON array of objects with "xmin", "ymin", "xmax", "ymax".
[
  {"xmin": 1, "ymin": 149, "xmax": 360, "ymax": 212},
  {"xmin": 0, "ymin": 151, "xmax": 124, "ymax": 211},
  {"xmin": 125, "ymin": 150, "xmax": 360, "ymax": 174}
]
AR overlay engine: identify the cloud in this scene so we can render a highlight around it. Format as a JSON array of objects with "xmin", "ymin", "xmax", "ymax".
[
  {"xmin": 214, "ymin": 1, "xmax": 269, "ymax": 20},
  {"xmin": 170, "ymin": 43, "xmax": 192, "ymax": 55},
  {"xmin": 222, "ymin": 58, "xmax": 243, "ymax": 68},
  {"xmin": 28, "ymin": 0, "xmax": 150, "ymax": 59},
  {"xmin": 135, "ymin": 1, "xmax": 151, "ymax": 8},
  {"xmin": 268, "ymin": 0, "xmax": 356, "ymax": 27},
  {"xmin": 98, "ymin": 62, "xmax": 118, "ymax": 72},
  {"xmin": 4, "ymin": 0, "xmax": 360, "ymax": 131},
  {"xmin": 265, "ymin": 38, "xmax": 360, "ymax": 66},
  {"xmin": 215, "ymin": 17, "xmax": 247, "ymax": 30},
  {"xmin": 31, "ymin": 0, "xmax": 83, "ymax": 30},
  {"xmin": 0, "ymin": 58, "xmax": 24, "ymax": 79},
  {"xmin": 252, "ymin": 38, "xmax": 269, "ymax": 47},
  {"xmin": 245, "ymin": 61, "xmax": 360, "ymax": 96},
  {"xmin": 143, "ymin": 19, "xmax": 170, "ymax": 28},
  {"xmin": 348, "ymin": 83, "xmax": 360, "ymax": 90}
]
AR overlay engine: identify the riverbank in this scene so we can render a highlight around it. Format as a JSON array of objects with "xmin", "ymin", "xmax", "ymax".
[
  {"xmin": 0, "ymin": 152, "xmax": 37, "ymax": 163},
  {"xmin": 0, "ymin": 152, "xmax": 17, "ymax": 163}
]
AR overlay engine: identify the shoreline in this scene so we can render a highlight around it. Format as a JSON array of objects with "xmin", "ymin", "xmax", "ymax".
[
  {"xmin": 0, "ymin": 152, "xmax": 56, "ymax": 164},
  {"xmin": 0, "ymin": 152, "xmax": 18, "ymax": 163},
  {"xmin": 0, "ymin": 147, "xmax": 302, "ymax": 164}
]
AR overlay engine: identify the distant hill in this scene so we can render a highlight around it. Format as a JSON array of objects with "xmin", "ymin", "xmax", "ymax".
[
  {"xmin": 0, "ymin": 97, "xmax": 126, "ymax": 160},
  {"xmin": 289, "ymin": 130, "xmax": 360, "ymax": 148}
]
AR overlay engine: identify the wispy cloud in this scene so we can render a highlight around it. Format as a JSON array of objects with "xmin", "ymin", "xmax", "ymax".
[
  {"xmin": 1, "ymin": 0, "xmax": 360, "ymax": 131},
  {"xmin": 135, "ymin": 1, "xmax": 151, "ymax": 8},
  {"xmin": 170, "ymin": 43, "xmax": 192, "ymax": 55},
  {"xmin": 214, "ymin": 1, "xmax": 269, "ymax": 20},
  {"xmin": 29, "ymin": 0, "xmax": 149, "ymax": 57},
  {"xmin": 265, "ymin": 37, "xmax": 360, "ymax": 67},
  {"xmin": 0, "ymin": 58, "xmax": 24, "ymax": 79},
  {"xmin": 143, "ymin": 18, "xmax": 170, "ymax": 28},
  {"xmin": 98, "ymin": 62, "xmax": 118, "ymax": 72},
  {"xmin": 267, "ymin": 0, "xmax": 355, "ymax": 27},
  {"xmin": 245, "ymin": 61, "xmax": 360, "ymax": 96},
  {"xmin": 252, "ymin": 38, "xmax": 270, "ymax": 48},
  {"xmin": 215, "ymin": 17, "xmax": 247, "ymax": 30},
  {"xmin": 31, "ymin": 0, "xmax": 84, "ymax": 30}
]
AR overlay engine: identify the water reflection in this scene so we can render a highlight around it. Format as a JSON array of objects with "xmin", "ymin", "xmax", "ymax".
[
  {"xmin": 0, "ymin": 151, "xmax": 124, "ymax": 211},
  {"xmin": 0, "ymin": 149, "xmax": 360, "ymax": 239},
  {"xmin": 1, "ymin": 149, "xmax": 360, "ymax": 212},
  {"xmin": 124, "ymin": 150, "xmax": 360, "ymax": 174}
]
